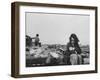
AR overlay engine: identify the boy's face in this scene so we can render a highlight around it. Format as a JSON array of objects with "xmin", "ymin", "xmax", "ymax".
[{"xmin": 36, "ymin": 35, "xmax": 39, "ymax": 37}]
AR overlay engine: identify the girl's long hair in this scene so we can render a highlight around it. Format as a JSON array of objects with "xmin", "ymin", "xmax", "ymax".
[{"xmin": 69, "ymin": 33, "xmax": 79, "ymax": 45}]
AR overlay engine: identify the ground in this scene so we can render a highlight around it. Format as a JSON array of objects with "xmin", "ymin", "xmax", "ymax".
[{"xmin": 26, "ymin": 44, "xmax": 90, "ymax": 67}]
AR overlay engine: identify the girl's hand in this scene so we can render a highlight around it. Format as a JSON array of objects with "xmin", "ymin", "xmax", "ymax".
[{"xmin": 69, "ymin": 47, "xmax": 75, "ymax": 51}]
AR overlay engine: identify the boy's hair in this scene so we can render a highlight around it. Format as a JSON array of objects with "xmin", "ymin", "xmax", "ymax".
[{"xmin": 36, "ymin": 34, "xmax": 39, "ymax": 37}]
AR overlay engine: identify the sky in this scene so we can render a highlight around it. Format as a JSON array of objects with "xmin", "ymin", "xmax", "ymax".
[{"xmin": 26, "ymin": 12, "xmax": 90, "ymax": 45}]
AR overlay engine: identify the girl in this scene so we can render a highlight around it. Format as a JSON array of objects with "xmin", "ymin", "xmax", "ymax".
[{"xmin": 66, "ymin": 33, "xmax": 82, "ymax": 65}]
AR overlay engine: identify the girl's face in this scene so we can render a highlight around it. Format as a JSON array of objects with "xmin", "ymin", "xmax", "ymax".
[{"xmin": 70, "ymin": 37, "xmax": 75, "ymax": 44}]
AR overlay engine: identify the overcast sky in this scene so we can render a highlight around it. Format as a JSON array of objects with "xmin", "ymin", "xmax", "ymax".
[{"xmin": 26, "ymin": 12, "xmax": 90, "ymax": 45}]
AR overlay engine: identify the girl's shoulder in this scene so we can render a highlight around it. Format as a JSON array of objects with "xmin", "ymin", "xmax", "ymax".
[
  {"xmin": 67, "ymin": 42, "xmax": 72, "ymax": 45},
  {"xmin": 66, "ymin": 42, "xmax": 72, "ymax": 47}
]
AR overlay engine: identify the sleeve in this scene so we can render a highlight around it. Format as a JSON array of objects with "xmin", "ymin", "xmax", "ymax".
[
  {"xmin": 65, "ymin": 43, "xmax": 71, "ymax": 56},
  {"xmin": 75, "ymin": 45, "xmax": 81, "ymax": 54},
  {"xmin": 66, "ymin": 43, "xmax": 70, "ymax": 51}
]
